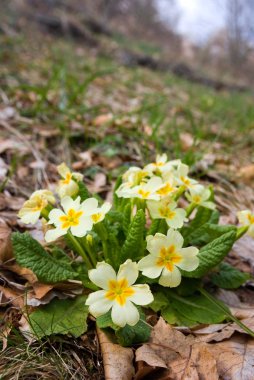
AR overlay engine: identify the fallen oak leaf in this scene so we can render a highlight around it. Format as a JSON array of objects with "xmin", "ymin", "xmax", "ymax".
[
  {"xmin": 0, "ymin": 285, "xmax": 24, "ymax": 308},
  {"xmin": 209, "ymin": 335, "xmax": 254, "ymax": 380},
  {"xmin": 96, "ymin": 326, "xmax": 134, "ymax": 380},
  {"xmin": 135, "ymin": 318, "xmax": 218, "ymax": 380}
]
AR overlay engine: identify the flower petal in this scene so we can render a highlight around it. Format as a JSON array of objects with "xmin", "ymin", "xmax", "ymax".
[
  {"xmin": 61, "ymin": 196, "xmax": 80, "ymax": 213},
  {"xmin": 138, "ymin": 254, "xmax": 162, "ymax": 278},
  {"xmin": 44, "ymin": 227, "xmax": 67, "ymax": 242},
  {"xmin": 146, "ymin": 233, "xmax": 168, "ymax": 255},
  {"xmin": 81, "ymin": 198, "xmax": 99, "ymax": 214},
  {"xmin": 57, "ymin": 163, "xmax": 70, "ymax": 178},
  {"xmin": 87, "ymin": 293, "xmax": 113, "ymax": 317},
  {"xmin": 159, "ymin": 266, "xmax": 181, "ymax": 287},
  {"xmin": 48, "ymin": 208, "xmax": 65, "ymax": 226},
  {"xmin": 166, "ymin": 229, "xmax": 183, "ymax": 249},
  {"xmin": 117, "ymin": 260, "xmax": 139, "ymax": 285},
  {"xmin": 129, "ymin": 284, "xmax": 154, "ymax": 305},
  {"xmin": 88, "ymin": 262, "xmax": 116, "ymax": 289},
  {"xmin": 70, "ymin": 216, "xmax": 93, "ymax": 237},
  {"xmin": 166, "ymin": 208, "xmax": 186, "ymax": 229},
  {"xmin": 177, "ymin": 247, "xmax": 199, "ymax": 271},
  {"xmin": 111, "ymin": 301, "xmax": 140, "ymax": 327},
  {"xmin": 19, "ymin": 210, "xmax": 41, "ymax": 225}
]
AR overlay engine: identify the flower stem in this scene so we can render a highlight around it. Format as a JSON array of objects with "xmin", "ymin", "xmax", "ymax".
[
  {"xmin": 174, "ymin": 186, "xmax": 185, "ymax": 201},
  {"xmin": 199, "ymin": 288, "xmax": 254, "ymax": 338},
  {"xmin": 185, "ymin": 203, "xmax": 196, "ymax": 218},
  {"xmin": 79, "ymin": 237, "xmax": 97, "ymax": 267},
  {"xmin": 235, "ymin": 226, "xmax": 249, "ymax": 241},
  {"xmin": 66, "ymin": 232, "xmax": 93, "ymax": 269},
  {"xmin": 94, "ymin": 223, "xmax": 109, "ymax": 262}
]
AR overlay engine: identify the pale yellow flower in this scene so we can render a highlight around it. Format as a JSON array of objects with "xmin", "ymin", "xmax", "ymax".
[
  {"xmin": 147, "ymin": 198, "xmax": 186, "ymax": 228},
  {"xmin": 138, "ymin": 229, "xmax": 199, "ymax": 287},
  {"xmin": 18, "ymin": 190, "xmax": 55, "ymax": 224},
  {"xmin": 86, "ymin": 260, "xmax": 153, "ymax": 327},
  {"xmin": 57, "ymin": 163, "xmax": 83, "ymax": 198},
  {"xmin": 237, "ymin": 210, "xmax": 254, "ymax": 237}
]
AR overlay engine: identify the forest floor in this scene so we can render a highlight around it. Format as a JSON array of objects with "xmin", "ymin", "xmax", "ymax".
[{"xmin": 1, "ymin": 27, "xmax": 254, "ymax": 379}]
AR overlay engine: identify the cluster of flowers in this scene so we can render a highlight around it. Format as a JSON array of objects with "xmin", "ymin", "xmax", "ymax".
[{"xmin": 18, "ymin": 155, "xmax": 254, "ymax": 328}]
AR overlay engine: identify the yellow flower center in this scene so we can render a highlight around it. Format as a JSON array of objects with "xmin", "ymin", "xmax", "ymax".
[
  {"xmin": 138, "ymin": 189, "xmax": 150, "ymax": 198},
  {"xmin": 247, "ymin": 214, "xmax": 254, "ymax": 224},
  {"xmin": 180, "ymin": 176, "xmax": 190, "ymax": 186},
  {"xmin": 192, "ymin": 195, "xmax": 201, "ymax": 204},
  {"xmin": 91, "ymin": 213, "xmax": 102, "ymax": 223},
  {"xmin": 156, "ymin": 183, "xmax": 174, "ymax": 196},
  {"xmin": 105, "ymin": 278, "xmax": 135, "ymax": 306},
  {"xmin": 156, "ymin": 245, "xmax": 182, "ymax": 272},
  {"xmin": 32, "ymin": 197, "xmax": 47, "ymax": 212},
  {"xmin": 135, "ymin": 171, "xmax": 149, "ymax": 185},
  {"xmin": 59, "ymin": 209, "xmax": 83, "ymax": 229},
  {"xmin": 159, "ymin": 207, "xmax": 176, "ymax": 219},
  {"xmin": 154, "ymin": 161, "xmax": 164, "ymax": 167},
  {"xmin": 61, "ymin": 172, "xmax": 72, "ymax": 185}
]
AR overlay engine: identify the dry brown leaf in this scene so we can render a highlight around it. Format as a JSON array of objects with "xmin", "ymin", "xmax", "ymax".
[
  {"xmin": 88, "ymin": 172, "xmax": 107, "ymax": 193},
  {"xmin": 135, "ymin": 318, "xmax": 218, "ymax": 380},
  {"xmin": 96, "ymin": 327, "xmax": 134, "ymax": 380},
  {"xmin": 210, "ymin": 335, "xmax": 254, "ymax": 380},
  {"xmin": 231, "ymin": 236, "xmax": 254, "ymax": 271},
  {"xmin": 0, "ymin": 285, "xmax": 24, "ymax": 308},
  {"xmin": 0, "ymin": 221, "xmax": 12, "ymax": 263},
  {"xmin": 93, "ymin": 113, "xmax": 113, "ymax": 127},
  {"xmin": 32, "ymin": 283, "xmax": 53, "ymax": 299},
  {"xmin": 239, "ymin": 164, "xmax": 254, "ymax": 184},
  {"xmin": 180, "ymin": 132, "xmax": 194, "ymax": 151}
]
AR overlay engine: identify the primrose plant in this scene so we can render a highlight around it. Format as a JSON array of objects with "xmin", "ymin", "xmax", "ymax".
[{"xmin": 13, "ymin": 156, "xmax": 254, "ymax": 345}]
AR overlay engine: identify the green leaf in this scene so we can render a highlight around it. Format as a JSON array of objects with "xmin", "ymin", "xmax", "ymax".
[
  {"xmin": 167, "ymin": 291, "xmax": 228, "ymax": 325},
  {"xmin": 147, "ymin": 219, "xmax": 161, "ymax": 236},
  {"xmin": 116, "ymin": 313, "xmax": 151, "ymax": 347},
  {"xmin": 29, "ymin": 295, "xmax": 88, "ymax": 338},
  {"xmin": 113, "ymin": 176, "xmax": 122, "ymax": 209},
  {"xmin": 210, "ymin": 262, "xmax": 251, "ymax": 289},
  {"xmin": 181, "ymin": 207, "xmax": 219, "ymax": 241},
  {"xmin": 176, "ymin": 278, "xmax": 201, "ymax": 296},
  {"xmin": 182, "ymin": 230, "xmax": 236, "ymax": 278},
  {"xmin": 185, "ymin": 223, "xmax": 236, "ymax": 246},
  {"xmin": 12, "ymin": 232, "xmax": 78, "ymax": 283},
  {"xmin": 149, "ymin": 291, "xmax": 169, "ymax": 312},
  {"xmin": 77, "ymin": 181, "xmax": 90, "ymax": 201},
  {"xmin": 161, "ymin": 305, "xmax": 180, "ymax": 325},
  {"xmin": 121, "ymin": 209, "xmax": 146, "ymax": 262},
  {"xmin": 123, "ymin": 203, "xmax": 132, "ymax": 236},
  {"xmin": 96, "ymin": 310, "xmax": 118, "ymax": 330}
]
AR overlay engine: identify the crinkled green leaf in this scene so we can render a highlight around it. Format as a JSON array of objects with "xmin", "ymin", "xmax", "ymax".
[
  {"xmin": 115, "ymin": 313, "xmax": 151, "ymax": 347},
  {"xmin": 123, "ymin": 203, "xmax": 131, "ymax": 236},
  {"xmin": 29, "ymin": 295, "xmax": 88, "ymax": 338},
  {"xmin": 210, "ymin": 262, "xmax": 251, "ymax": 289},
  {"xmin": 181, "ymin": 207, "xmax": 219, "ymax": 242},
  {"xmin": 12, "ymin": 232, "xmax": 78, "ymax": 283},
  {"xmin": 77, "ymin": 181, "xmax": 90, "ymax": 201},
  {"xmin": 185, "ymin": 223, "xmax": 236, "ymax": 246},
  {"xmin": 121, "ymin": 209, "xmax": 146, "ymax": 261},
  {"xmin": 96, "ymin": 310, "xmax": 118, "ymax": 330},
  {"xmin": 182, "ymin": 230, "xmax": 236, "ymax": 278}
]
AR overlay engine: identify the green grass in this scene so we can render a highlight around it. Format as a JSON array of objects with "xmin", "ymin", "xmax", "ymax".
[{"xmin": 1, "ymin": 31, "xmax": 254, "ymax": 175}]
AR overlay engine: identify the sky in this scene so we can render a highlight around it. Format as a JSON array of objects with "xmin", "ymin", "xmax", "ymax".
[{"xmin": 157, "ymin": 0, "xmax": 227, "ymax": 44}]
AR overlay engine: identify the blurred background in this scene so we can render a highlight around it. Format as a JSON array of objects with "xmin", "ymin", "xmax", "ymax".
[{"xmin": 2, "ymin": 0, "xmax": 254, "ymax": 85}]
